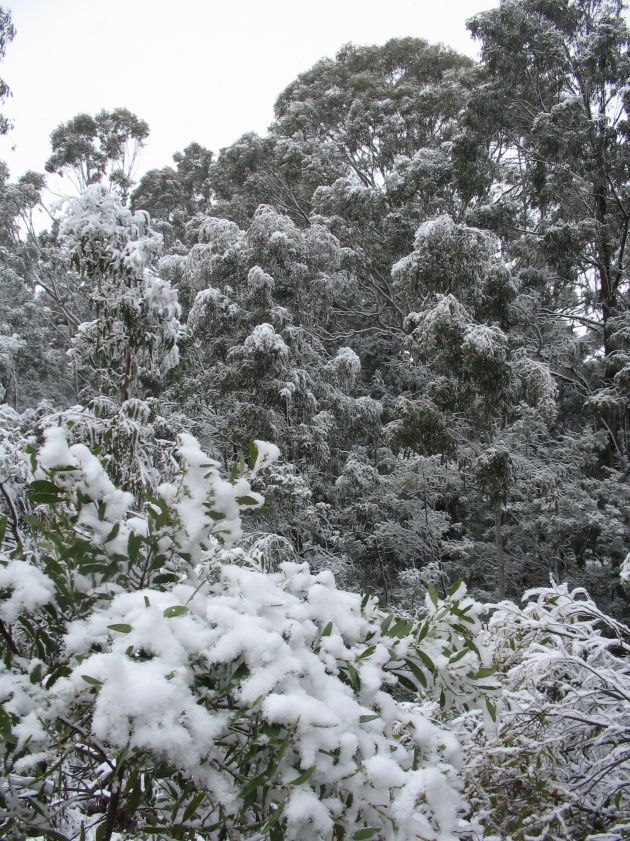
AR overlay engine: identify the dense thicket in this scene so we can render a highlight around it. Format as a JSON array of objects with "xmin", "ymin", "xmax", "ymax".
[{"xmin": 1, "ymin": 1, "xmax": 629, "ymax": 839}]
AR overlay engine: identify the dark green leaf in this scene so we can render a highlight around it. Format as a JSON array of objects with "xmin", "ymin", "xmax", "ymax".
[
  {"xmin": 29, "ymin": 479, "xmax": 62, "ymax": 495},
  {"xmin": 289, "ymin": 766, "xmax": 316, "ymax": 785},
  {"xmin": 404, "ymin": 658, "xmax": 428, "ymax": 689},
  {"xmin": 235, "ymin": 495, "xmax": 260, "ymax": 506},
  {"xmin": 182, "ymin": 790, "xmax": 206, "ymax": 822}
]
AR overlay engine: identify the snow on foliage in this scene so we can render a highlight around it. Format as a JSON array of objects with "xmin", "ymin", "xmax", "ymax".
[
  {"xmin": 60, "ymin": 186, "xmax": 182, "ymax": 400},
  {"xmin": 60, "ymin": 185, "xmax": 162, "ymax": 277},
  {"xmin": 327, "ymin": 346, "xmax": 361, "ymax": 389},
  {"xmin": 0, "ymin": 559, "xmax": 55, "ymax": 623},
  {"xmin": 461, "ymin": 582, "xmax": 630, "ymax": 840},
  {"xmin": 0, "ymin": 426, "xmax": 498, "ymax": 840}
]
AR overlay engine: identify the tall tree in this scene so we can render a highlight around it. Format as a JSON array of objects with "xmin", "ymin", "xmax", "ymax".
[
  {"xmin": 0, "ymin": 6, "xmax": 14, "ymax": 135},
  {"xmin": 46, "ymin": 108, "xmax": 149, "ymax": 202},
  {"xmin": 466, "ymin": 0, "xmax": 630, "ymax": 460}
]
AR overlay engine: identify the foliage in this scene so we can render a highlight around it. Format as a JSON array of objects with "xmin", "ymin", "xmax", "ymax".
[
  {"xmin": 0, "ymin": 427, "xmax": 494, "ymax": 841},
  {"xmin": 46, "ymin": 109, "xmax": 150, "ymax": 201},
  {"xmin": 461, "ymin": 581, "xmax": 630, "ymax": 839},
  {"xmin": 1, "ymin": 6, "xmax": 630, "ymax": 838},
  {"xmin": 60, "ymin": 185, "xmax": 181, "ymax": 401}
]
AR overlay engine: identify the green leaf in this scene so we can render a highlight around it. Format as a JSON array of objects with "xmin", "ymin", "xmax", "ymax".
[
  {"xmin": 29, "ymin": 479, "xmax": 62, "ymax": 495},
  {"xmin": 265, "ymin": 800, "xmax": 286, "ymax": 834},
  {"xmin": 449, "ymin": 578, "xmax": 463, "ymax": 596},
  {"xmin": 182, "ymin": 790, "xmax": 206, "ymax": 822},
  {"xmin": 359, "ymin": 714, "xmax": 381, "ymax": 723},
  {"xmin": 269, "ymin": 825, "xmax": 284, "ymax": 841},
  {"xmin": 127, "ymin": 531, "xmax": 143, "ymax": 564},
  {"xmin": 24, "ymin": 514, "xmax": 47, "ymax": 533},
  {"xmin": 289, "ymin": 766, "xmax": 316, "ymax": 785},
  {"xmin": 353, "ymin": 829, "xmax": 380, "ymax": 840},
  {"xmin": 387, "ymin": 617, "xmax": 412, "ymax": 638},
  {"xmin": 240, "ymin": 770, "xmax": 271, "ymax": 799},
  {"xmin": 393, "ymin": 672, "xmax": 418, "ymax": 693},
  {"xmin": 107, "ymin": 624, "xmax": 132, "ymax": 634},
  {"xmin": 0, "ymin": 515, "xmax": 7, "ymax": 544},
  {"xmin": 0, "ymin": 705, "xmax": 15, "ymax": 744},
  {"xmin": 404, "ymin": 657, "xmax": 428, "ymax": 689},
  {"xmin": 471, "ymin": 666, "xmax": 496, "ymax": 679},
  {"xmin": 321, "ymin": 621, "xmax": 333, "ymax": 637},
  {"xmin": 449, "ymin": 648, "xmax": 469, "ymax": 664},
  {"xmin": 81, "ymin": 674, "xmax": 102, "ymax": 686},
  {"xmin": 206, "ymin": 510, "xmax": 226, "ymax": 521},
  {"xmin": 28, "ymin": 493, "xmax": 62, "ymax": 504},
  {"xmin": 153, "ymin": 572, "xmax": 179, "ymax": 585},
  {"xmin": 235, "ymin": 495, "xmax": 260, "ymax": 506},
  {"xmin": 29, "ymin": 663, "xmax": 44, "ymax": 685},
  {"xmin": 346, "ymin": 663, "xmax": 361, "ymax": 694},
  {"xmin": 486, "ymin": 698, "xmax": 497, "ymax": 722},
  {"xmin": 163, "ymin": 605, "xmax": 188, "ymax": 618},
  {"xmin": 416, "ymin": 650, "xmax": 437, "ymax": 675},
  {"xmin": 104, "ymin": 522, "xmax": 120, "ymax": 544},
  {"xmin": 248, "ymin": 440, "xmax": 259, "ymax": 467},
  {"xmin": 78, "ymin": 563, "xmax": 110, "ymax": 575}
]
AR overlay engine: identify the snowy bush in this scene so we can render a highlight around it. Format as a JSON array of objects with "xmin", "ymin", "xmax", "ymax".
[
  {"xmin": 461, "ymin": 582, "xmax": 630, "ymax": 840},
  {"xmin": 0, "ymin": 427, "xmax": 496, "ymax": 841}
]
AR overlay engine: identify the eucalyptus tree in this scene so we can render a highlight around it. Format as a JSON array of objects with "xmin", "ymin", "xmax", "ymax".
[
  {"xmin": 392, "ymin": 215, "xmax": 557, "ymax": 598},
  {"xmin": 466, "ymin": 0, "xmax": 630, "ymax": 461},
  {"xmin": 46, "ymin": 108, "xmax": 149, "ymax": 202},
  {"xmin": 131, "ymin": 142, "xmax": 214, "ymax": 245}
]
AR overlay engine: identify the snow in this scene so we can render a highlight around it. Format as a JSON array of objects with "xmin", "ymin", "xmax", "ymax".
[
  {"xmin": 0, "ymin": 559, "xmax": 55, "ymax": 623},
  {"xmin": 60, "ymin": 185, "xmax": 163, "ymax": 276},
  {"xmin": 242, "ymin": 323, "xmax": 290, "ymax": 359},
  {"xmin": 462, "ymin": 323, "xmax": 508, "ymax": 362},
  {"xmin": 252, "ymin": 439, "xmax": 281, "ymax": 474}
]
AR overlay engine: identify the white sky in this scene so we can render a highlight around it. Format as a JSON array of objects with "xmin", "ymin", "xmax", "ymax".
[{"xmin": 0, "ymin": 0, "xmax": 498, "ymax": 183}]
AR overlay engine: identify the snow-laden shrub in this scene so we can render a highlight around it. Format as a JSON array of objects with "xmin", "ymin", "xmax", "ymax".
[
  {"xmin": 0, "ymin": 427, "xmax": 496, "ymax": 841},
  {"xmin": 461, "ymin": 582, "xmax": 630, "ymax": 840}
]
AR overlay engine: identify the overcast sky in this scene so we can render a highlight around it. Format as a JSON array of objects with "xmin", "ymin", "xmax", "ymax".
[{"xmin": 0, "ymin": 0, "xmax": 498, "ymax": 183}]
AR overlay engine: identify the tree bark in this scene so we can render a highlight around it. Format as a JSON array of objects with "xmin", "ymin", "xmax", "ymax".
[{"xmin": 495, "ymin": 505, "xmax": 505, "ymax": 600}]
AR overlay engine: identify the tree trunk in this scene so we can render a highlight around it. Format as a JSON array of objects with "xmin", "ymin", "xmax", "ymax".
[{"xmin": 495, "ymin": 505, "xmax": 505, "ymax": 600}]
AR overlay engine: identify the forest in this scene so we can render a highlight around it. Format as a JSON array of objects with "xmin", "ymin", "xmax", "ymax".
[{"xmin": 0, "ymin": 0, "xmax": 629, "ymax": 839}]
